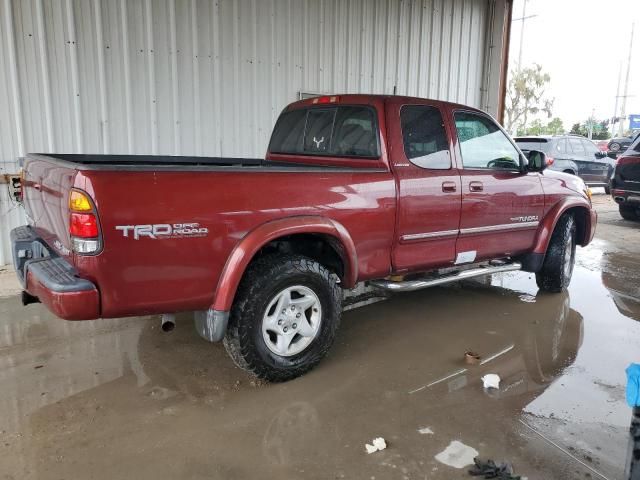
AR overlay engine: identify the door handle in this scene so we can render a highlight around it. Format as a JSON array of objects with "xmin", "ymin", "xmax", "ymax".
[
  {"xmin": 33, "ymin": 183, "xmax": 41, "ymax": 191},
  {"xmin": 469, "ymin": 181, "xmax": 483, "ymax": 192},
  {"xmin": 442, "ymin": 181, "xmax": 457, "ymax": 193}
]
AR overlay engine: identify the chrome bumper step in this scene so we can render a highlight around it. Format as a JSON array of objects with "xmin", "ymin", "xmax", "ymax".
[{"xmin": 369, "ymin": 262, "xmax": 522, "ymax": 293}]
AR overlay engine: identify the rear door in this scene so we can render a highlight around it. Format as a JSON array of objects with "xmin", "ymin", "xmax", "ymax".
[
  {"xmin": 387, "ymin": 99, "xmax": 461, "ymax": 272},
  {"xmin": 452, "ymin": 110, "xmax": 545, "ymax": 262}
]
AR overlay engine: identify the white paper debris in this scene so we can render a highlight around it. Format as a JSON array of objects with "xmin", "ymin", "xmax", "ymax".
[
  {"xmin": 434, "ymin": 440, "xmax": 479, "ymax": 469},
  {"xmin": 481, "ymin": 373, "xmax": 501, "ymax": 389},
  {"xmin": 365, "ymin": 437, "xmax": 387, "ymax": 454},
  {"xmin": 418, "ymin": 427, "xmax": 434, "ymax": 435}
]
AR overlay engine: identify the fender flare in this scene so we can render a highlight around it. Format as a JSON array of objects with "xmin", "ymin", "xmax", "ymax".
[
  {"xmin": 532, "ymin": 197, "xmax": 594, "ymax": 255},
  {"xmin": 211, "ymin": 216, "xmax": 358, "ymax": 312}
]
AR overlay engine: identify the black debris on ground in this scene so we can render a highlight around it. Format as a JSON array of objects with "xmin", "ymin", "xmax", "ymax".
[{"xmin": 468, "ymin": 458, "xmax": 521, "ymax": 479}]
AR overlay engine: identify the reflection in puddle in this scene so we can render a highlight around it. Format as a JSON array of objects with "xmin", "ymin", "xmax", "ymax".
[{"xmin": 0, "ymin": 251, "xmax": 638, "ymax": 479}]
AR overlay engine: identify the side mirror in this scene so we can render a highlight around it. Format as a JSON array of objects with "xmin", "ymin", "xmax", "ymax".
[
  {"xmin": 526, "ymin": 150, "xmax": 548, "ymax": 172},
  {"xmin": 595, "ymin": 151, "xmax": 607, "ymax": 159}
]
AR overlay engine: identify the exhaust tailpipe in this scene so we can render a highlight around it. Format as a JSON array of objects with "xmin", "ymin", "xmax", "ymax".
[
  {"xmin": 161, "ymin": 313, "xmax": 176, "ymax": 332},
  {"xmin": 614, "ymin": 196, "xmax": 625, "ymax": 204}
]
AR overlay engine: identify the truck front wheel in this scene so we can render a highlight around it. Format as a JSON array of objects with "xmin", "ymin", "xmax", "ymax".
[
  {"xmin": 223, "ymin": 254, "xmax": 342, "ymax": 382},
  {"xmin": 536, "ymin": 214, "xmax": 576, "ymax": 293}
]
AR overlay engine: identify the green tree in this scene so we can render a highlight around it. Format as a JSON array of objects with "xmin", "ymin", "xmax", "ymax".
[
  {"xmin": 526, "ymin": 119, "xmax": 544, "ymax": 135},
  {"xmin": 504, "ymin": 64, "xmax": 554, "ymax": 134},
  {"xmin": 545, "ymin": 117, "xmax": 564, "ymax": 135},
  {"xmin": 570, "ymin": 123, "xmax": 584, "ymax": 135}
]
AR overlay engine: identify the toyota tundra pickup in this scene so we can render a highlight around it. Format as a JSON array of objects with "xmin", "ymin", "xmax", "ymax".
[{"xmin": 12, "ymin": 94, "xmax": 597, "ymax": 381}]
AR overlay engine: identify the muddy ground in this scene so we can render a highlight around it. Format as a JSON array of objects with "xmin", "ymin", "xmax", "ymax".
[{"xmin": 0, "ymin": 191, "xmax": 638, "ymax": 480}]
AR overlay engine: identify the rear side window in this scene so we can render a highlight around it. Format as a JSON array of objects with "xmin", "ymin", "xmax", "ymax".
[
  {"xmin": 555, "ymin": 139, "xmax": 568, "ymax": 154},
  {"xmin": 400, "ymin": 105, "xmax": 450, "ymax": 169},
  {"xmin": 269, "ymin": 106, "xmax": 379, "ymax": 158}
]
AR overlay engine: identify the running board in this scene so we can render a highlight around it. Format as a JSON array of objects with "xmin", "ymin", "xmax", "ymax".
[{"xmin": 369, "ymin": 262, "xmax": 522, "ymax": 292}]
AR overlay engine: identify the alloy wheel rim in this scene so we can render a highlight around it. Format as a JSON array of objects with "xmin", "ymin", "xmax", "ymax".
[{"xmin": 261, "ymin": 285, "xmax": 322, "ymax": 357}]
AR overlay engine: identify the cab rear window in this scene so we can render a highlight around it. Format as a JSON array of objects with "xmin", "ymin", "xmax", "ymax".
[{"xmin": 269, "ymin": 106, "xmax": 380, "ymax": 158}]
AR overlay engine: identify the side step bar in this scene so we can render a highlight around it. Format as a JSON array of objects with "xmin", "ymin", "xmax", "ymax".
[{"xmin": 369, "ymin": 262, "xmax": 522, "ymax": 292}]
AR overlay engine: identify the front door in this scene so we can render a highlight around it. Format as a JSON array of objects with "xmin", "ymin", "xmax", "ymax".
[
  {"xmin": 388, "ymin": 100, "xmax": 462, "ymax": 272},
  {"xmin": 581, "ymin": 138, "xmax": 612, "ymax": 184},
  {"xmin": 568, "ymin": 137, "xmax": 595, "ymax": 181},
  {"xmin": 452, "ymin": 110, "xmax": 545, "ymax": 263}
]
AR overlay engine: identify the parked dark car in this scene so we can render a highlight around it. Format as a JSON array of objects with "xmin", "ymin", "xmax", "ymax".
[
  {"xmin": 608, "ymin": 131, "xmax": 640, "ymax": 153},
  {"xmin": 515, "ymin": 135, "xmax": 615, "ymax": 192},
  {"xmin": 610, "ymin": 133, "xmax": 640, "ymax": 221}
]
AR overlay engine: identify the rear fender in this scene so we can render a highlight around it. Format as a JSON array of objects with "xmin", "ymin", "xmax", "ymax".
[
  {"xmin": 532, "ymin": 197, "xmax": 595, "ymax": 255},
  {"xmin": 212, "ymin": 216, "xmax": 358, "ymax": 312}
]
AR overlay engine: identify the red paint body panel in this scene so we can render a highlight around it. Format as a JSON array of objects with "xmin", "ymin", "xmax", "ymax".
[
  {"xmin": 75, "ymin": 168, "xmax": 396, "ymax": 318},
  {"xmin": 16, "ymin": 95, "xmax": 597, "ymax": 321}
]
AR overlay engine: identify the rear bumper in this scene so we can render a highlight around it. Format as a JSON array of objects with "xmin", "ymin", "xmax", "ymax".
[
  {"xmin": 612, "ymin": 189, "xmax": 640, "ymax": 205},
  {"xmin": 11, "ymin": 226, "xmax": 100, "ymax": 320}
]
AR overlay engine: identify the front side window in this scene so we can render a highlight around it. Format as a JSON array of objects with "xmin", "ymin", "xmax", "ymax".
[
  {"xmin": 556, "ymin": 139, "xmax": 568, "ymax": 154},
  {"xmin": 400, "ymin": 105, "xmax": 450, "ymax": 169},
  {"xmin": 569, "ymin": 138, "xmax": 585, "ymax": 157},
  {"xmin": 582, "ymin": 139, "xmax": 599, "ymax": 157},
  {"xmin": 454, "ymin": 112, "xmax": 521, "ymax": 170},
  {"xmin": 269, "ymin": 106, "xmax": 379, "ymax": 158}
]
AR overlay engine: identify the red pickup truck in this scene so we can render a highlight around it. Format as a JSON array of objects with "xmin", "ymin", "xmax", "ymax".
[{"xmin": 12, "ymin": 94, "xmax": 596, "ymax": 381}]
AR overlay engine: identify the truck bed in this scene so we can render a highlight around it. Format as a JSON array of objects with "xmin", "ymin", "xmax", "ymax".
[{"xmin": 34, "ymin": 154, "xmax": 377, "ymax": 171}]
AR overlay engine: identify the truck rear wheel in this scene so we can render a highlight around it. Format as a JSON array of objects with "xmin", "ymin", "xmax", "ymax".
[
  {"xmin": 223, "ymin": 254, "xmax": 342, "ymax": 382},
  {"xmin": 536, "ymin": 214, "xmax": 576, "ymax": 293},
  {"xmin": 619, "ymin": 204, "xmax": 639, "ymax": 221}
]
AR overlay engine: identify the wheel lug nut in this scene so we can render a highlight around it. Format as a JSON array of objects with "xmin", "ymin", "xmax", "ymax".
[
  {"xmin": 293, "ymin": 323, "xmax": 297, "ymax": 329},
  {"xmin": 296, "ymin": 313, "xmax": 301, "ymax": 318},
  {"xmin": 277, "ymin": 319, "xmax": 283, "ymax": 325},
  {"xmin": 291, "ymin": 306, "xmax": 295, "ymax": 311},
  {"xmin": 283, "ymin": 327, "xmax": 288, "ymax": 332}
]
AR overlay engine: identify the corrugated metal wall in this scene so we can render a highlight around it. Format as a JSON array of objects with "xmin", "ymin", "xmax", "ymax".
[{"xmin": 0, "ymin": 0, "xmax": 496, "ymax": 266}]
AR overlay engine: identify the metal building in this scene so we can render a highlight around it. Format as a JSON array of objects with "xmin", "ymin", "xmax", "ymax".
[{"xmin": 0, "ymin": 0, "xmax": 512, "ymax": 266}]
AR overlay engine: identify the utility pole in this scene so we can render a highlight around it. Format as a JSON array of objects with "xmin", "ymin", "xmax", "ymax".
[
  {"xmin": 513, "ymin": 0, "xmax": 538, "ymax": 69},
  {"xmin": 619, "ymin": 22, "xmax": 635, "ymax": 137},
  {"xmin": 512, "ymin": 0, "xmax": 538, "ymax": 133},
  {"xmin": 588, "ymin": 108, "xmax": 595, "ymax": 140},
  {"xmin": 518, "ymin": 0, "xmax": 527, "ymax": 69},
  {"xmin": 612, "ymin": 62, "xmax": 622, "ymax": 136}
]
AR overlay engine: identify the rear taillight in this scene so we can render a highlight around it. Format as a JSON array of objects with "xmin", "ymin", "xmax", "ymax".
[
  {"xmin": 546, "ymin": 156, "xmax": 555, "ymax": 166},
  {"xmin": 69, "ymin": 189, "xmax": 101, "ymax": 254},
  {"xmin": 70, "ymin": 213, "xmax": 99, "ymax": 237}
]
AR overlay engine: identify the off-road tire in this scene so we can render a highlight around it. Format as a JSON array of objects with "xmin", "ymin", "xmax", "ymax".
[
  {"xmin": 536, "ymin": 214, "xmax": 576, "ymax": 293},
  {"xmin": 223, "ymin": 254, "xmax": 342, "ymax": 382},
  {"xmin": 620, "ymin": 204, "xmax": 640, "ymax": 221}
]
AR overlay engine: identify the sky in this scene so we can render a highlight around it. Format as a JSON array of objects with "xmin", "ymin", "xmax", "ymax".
[{"xmin": 509, "ymin": 0, "xmax": 640, "ymax": 134}]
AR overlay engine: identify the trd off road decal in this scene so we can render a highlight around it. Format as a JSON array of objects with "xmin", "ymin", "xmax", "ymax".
[{"xmin": 115, "ymin": 223, "xmax": 208, "ymax": 240}]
